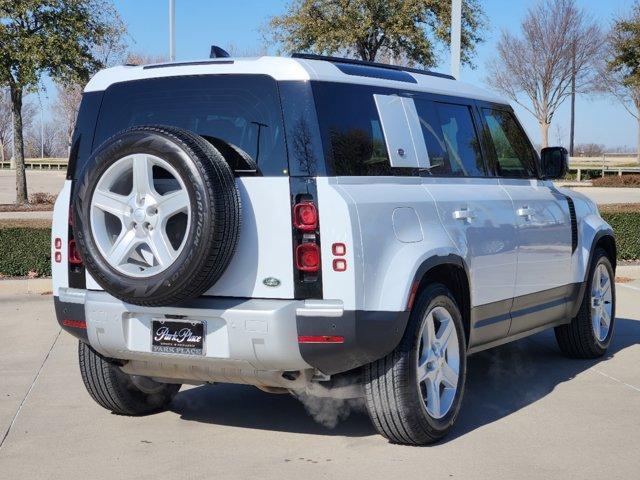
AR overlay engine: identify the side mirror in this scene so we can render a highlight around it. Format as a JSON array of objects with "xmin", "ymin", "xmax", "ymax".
[{"xmin": 540, "ymin": 146, "xmax": 568, "ymax": 180}]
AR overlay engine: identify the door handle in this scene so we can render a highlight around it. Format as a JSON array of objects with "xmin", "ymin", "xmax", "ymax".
[
  {"xmin": 453, "ymin": 208, "xmax": 475, "ymax": 222},
  {"xmin": 517, "ymin": 206, "xmax": 534, "ymax": 219}
]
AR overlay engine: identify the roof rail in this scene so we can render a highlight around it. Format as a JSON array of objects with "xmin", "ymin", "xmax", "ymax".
[{"xmin": 291, "ymin": 53, "xmax": 455, "ymax": 80}]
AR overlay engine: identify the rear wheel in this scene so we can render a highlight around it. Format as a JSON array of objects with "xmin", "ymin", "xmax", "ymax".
[
  {"xmin": 555, "ymin": 248, "xmax": 615, "ymax": 358},
  {"xmin": 364, "ymin": 283, "xmax": 467, "ymax": 445},
  {"xmin": 78, "ymin": 341, "xmax": 180, "ymax": 415}
]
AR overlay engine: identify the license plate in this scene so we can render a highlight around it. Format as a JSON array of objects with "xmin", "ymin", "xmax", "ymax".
[{"xmin": 151, "ymin": 319, "xmax": 205, "ymax": 355}]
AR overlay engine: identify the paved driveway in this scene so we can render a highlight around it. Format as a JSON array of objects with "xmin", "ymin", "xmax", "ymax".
[
  {"xmin": 561, "ymin": 186, "xmax": 640, "ymax": 204},
  {"xmin": 0, "ymin": 170, "xmax": 65, "ymax": 204},
  {"xmin": 0, "ymin": 284, "xmax": 639, "ymax": 479}
]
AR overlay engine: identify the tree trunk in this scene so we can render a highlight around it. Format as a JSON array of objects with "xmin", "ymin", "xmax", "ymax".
[
  {"xmin": 10, "ymin": 84, "xmax": 28, "ymax": 204},
  {"xmin": 540, "ymin": 121, "xmax": 550, "ymax": 149}
]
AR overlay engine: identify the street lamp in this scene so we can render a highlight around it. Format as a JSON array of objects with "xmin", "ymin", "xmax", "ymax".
[
  {"xmin": 451, "ymin": 0, "xmax": 462, "ymax": 79},
  {"xmin": 169, "ymin": 0, "xmax": 175, "ymax": 61},
  {"xmin": 37, "ymin": 87, "xmax": 46, "ymax": 159}
]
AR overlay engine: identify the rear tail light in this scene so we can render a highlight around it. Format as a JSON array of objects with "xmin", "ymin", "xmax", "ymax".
[
  {"xmin": 295, "ymin": 243, "xmax": 320, "ymax": 272},
  {"xmin": 291, "ymin": 182, "xmax": 322, "ymax": 299},
  {"xmin": 293, "ymin": 202, "xmax": 318, "ymax": 231},
  {"xmin": 68, "ymin": 239, "xmax": 83, "ymax": 265},
  {"xmin": 54, "ymin": 237, "xmax": 63, "ymax": 263}
]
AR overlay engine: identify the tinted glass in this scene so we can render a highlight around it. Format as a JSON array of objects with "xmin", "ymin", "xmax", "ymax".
[
  {"xmin": 433, "ymin": 103, "xmax": 485, "ymax": 177},
  {"xmin": 413, "ymin": 99, "xmax": 448, "ymax": 175},
  {"xmin": 93, "ymin": 75, "xmax": 287, "ymax": 176},
  {"xmin": 482, "ymin": 109, "xmax": 537, "ymax": 178},
  {"xmin": 279, "ymin": 81, "xmax": 326, "ymax": 176},
  {"xmin": 68, "ymin": 91, "xmax": 103, "ymax": 180},
  {"xmin": 313, "ymin": 82, "xmax": 395, "ymax": 176}
]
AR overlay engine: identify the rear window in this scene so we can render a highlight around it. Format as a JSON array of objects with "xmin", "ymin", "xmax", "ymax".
[{"xmin": 92, "ymin": 74, "xmax": 287, "ymax": 176}]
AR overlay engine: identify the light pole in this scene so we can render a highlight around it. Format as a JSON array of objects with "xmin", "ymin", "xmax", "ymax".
[
  {"xmin": 169, "ymin": 0, "xmax": 175, "ymax": 61},
  {"xmin": 451, "ymin": 0, "xmax": 462, "ymax": 79},
  {"xmin": 38, "ymin": 90, "xmax": 44, "ymax": 158}
]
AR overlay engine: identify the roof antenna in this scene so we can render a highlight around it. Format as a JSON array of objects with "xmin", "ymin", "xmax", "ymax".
[{"xmin": 210, "ymin": 46, "xmax": 231, "ymax": 59}]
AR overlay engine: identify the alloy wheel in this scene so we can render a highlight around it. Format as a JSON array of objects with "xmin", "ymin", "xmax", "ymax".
[
  {"xmin": 89, "ymin": 154, "xmax": 191, "ymax": 278},
  {"xmin": 416, "ymin": 306, "xmax": 460, "ymax": 419}
]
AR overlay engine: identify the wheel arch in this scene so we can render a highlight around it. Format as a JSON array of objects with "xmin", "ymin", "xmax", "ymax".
[
  {"xmin": 569, "ymin": 228, "xmax": 616, "ymax": 319},
  {"xmin": 409, "ymin": 254, "xmax": 471, "ymax": 346},
  {"xmin": 594, "ymin": 231, "xmax": 617, "ymax": 272}
]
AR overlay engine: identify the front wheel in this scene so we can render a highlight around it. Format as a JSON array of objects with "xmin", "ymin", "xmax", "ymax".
[
  {"xmin": 78, "ymin": 341, "xmax": 180, "ymax": 415},
  {"xmin": 364, "ymin": 283, "xmax": 467, "ymax": 445},
  {"xmin": 555, "ymin": 248, "xmax": 616, "ymax": 358}
]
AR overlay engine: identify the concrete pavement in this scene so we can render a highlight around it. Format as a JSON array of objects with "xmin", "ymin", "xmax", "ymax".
[
  {"xmin": 0, "ymin": 284, "xmax": 638, "ymax": 479},
  {"xmin": 562, "ymin": 186, "xmax": 640, "ymax": 204},
  {"xmin": 0, "ymin": 170, "xmax": 65, "ymax": 204}
]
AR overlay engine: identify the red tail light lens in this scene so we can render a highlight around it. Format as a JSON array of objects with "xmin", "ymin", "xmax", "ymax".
[
  {"xmin": 295, "ymin": 243, "xmax": 320, "ymax": 272},
  {"xmin": 68, "ymin": 239, "xmax": 83, "ymax": 265},
  {"xmin": 293, "ymin": 202, "xmax": 318, "ymax": 231}
]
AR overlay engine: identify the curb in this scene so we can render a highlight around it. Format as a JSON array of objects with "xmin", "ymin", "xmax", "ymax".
[{"xmin": 0, "ymin": 278, "xmax": 52, "ymax": 295}]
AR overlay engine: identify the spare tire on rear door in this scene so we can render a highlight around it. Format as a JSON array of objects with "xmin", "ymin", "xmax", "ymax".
[{"xmin": 73, "ymin": 125, "xmax": 241, "ymax": 306}]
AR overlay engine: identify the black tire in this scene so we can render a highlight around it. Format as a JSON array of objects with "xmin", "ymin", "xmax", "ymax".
[
  {"xmin": 73, "ymin": 125, "xmax": 240, "ymax": 306},
  {"xmin": 555, "ymin": 248, "xmax": 616, "ymax": 358},
  {"xmin": 78, "ymin": 341, "xmax": 180, "ymax": 415},
  {"xmin": 364, "ymin": 283, "xmax": 467, "ymax": 445}
]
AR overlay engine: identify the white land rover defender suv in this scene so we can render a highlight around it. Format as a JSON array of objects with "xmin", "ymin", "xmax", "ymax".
[{"xmin": 52, "ymin": 53, "xmax": 616, "ymax": 445}]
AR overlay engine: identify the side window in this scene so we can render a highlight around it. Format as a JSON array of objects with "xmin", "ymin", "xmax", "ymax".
[
  {"xmin": 482, "ymin": 108, "xmax": 537, "ymax": 178},
  {"xmin": 414, "ymin": 100, "xmax": 486, "ymax": 177},
  {"xmin": 434, "ymin": 103, "xmax": 486, "ymax": 177},
  {"xmin": 413, "ymin": 99, "xmax": 448, "ymax": 175},
  {"xmin": 313, "ymin": 82, "xmax": 395, "ymax": 176}
]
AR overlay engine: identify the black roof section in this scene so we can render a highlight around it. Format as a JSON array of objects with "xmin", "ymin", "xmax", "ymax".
[{"xmin": 291, "ymin": 53, "xmax": 455, "ymax": 81}]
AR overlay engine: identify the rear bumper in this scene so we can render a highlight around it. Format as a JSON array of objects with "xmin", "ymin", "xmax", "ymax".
[{"xmin": 55, "ymin": 288, "xmax": 408, "ymax": 380}]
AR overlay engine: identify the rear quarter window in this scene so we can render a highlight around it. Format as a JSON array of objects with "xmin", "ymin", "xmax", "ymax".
[
  {"xmin": 92, "ymin": 74, "xmax": 287, "ymax": 176},
  {"xmin": 313, "ymin": 82, "xmax": 409, "ymax": 176}
]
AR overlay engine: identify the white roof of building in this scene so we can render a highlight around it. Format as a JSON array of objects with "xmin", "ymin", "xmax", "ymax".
[{"xmin": 84, "ymin": 55, "xmax": 507, "ymax": 104}]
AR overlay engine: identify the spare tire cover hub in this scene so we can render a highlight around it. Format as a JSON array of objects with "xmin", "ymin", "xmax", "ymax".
[{"xmin": 89, "ymin": 153, "xmax": 191, "ymax": 278}]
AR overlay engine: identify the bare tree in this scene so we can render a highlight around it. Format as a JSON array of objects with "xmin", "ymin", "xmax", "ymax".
[
  {"xmin": 224, "ymin": 43, "xmax": 268, "ymax": 58},
  {"xmin": 597, "ymin": 3, "xmax": 640, "ymax": 162},
  {"xmin": 124, "ymin": 52, "xmax": 168, "ymax": 66},
  {"xmin": 0, "ymin": 91, "xmax": 35, "ymax": 164},
  {"xmin": 0, "ymin": 89, "xmax": 11, "ymax": 163},
  {"xmin": 486, "ymin": 0, "xmax": 604, "ymax": 148},
  {"xmin": 24, "ymin": 118, "xmax": 65, "ymax": 158},
  {"xmin": 53, "ymin": 83, "xmax": 83, "ymax": 153},
  {"xmin": 574, "ymin": 143, "xmax": 605, "ymax": 157}
]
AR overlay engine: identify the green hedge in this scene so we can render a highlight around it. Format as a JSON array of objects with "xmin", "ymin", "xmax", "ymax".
[
  {"xmin": 0, "ymin": 228, "xmax": 52, "ymax": 277},
  {"xmin": 0, "ymin": 211, "xmax": 638, "ymax": 278},
  {"xmin": 601, "ymin": 211, "xmax": 640, "ymax": 261}
]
